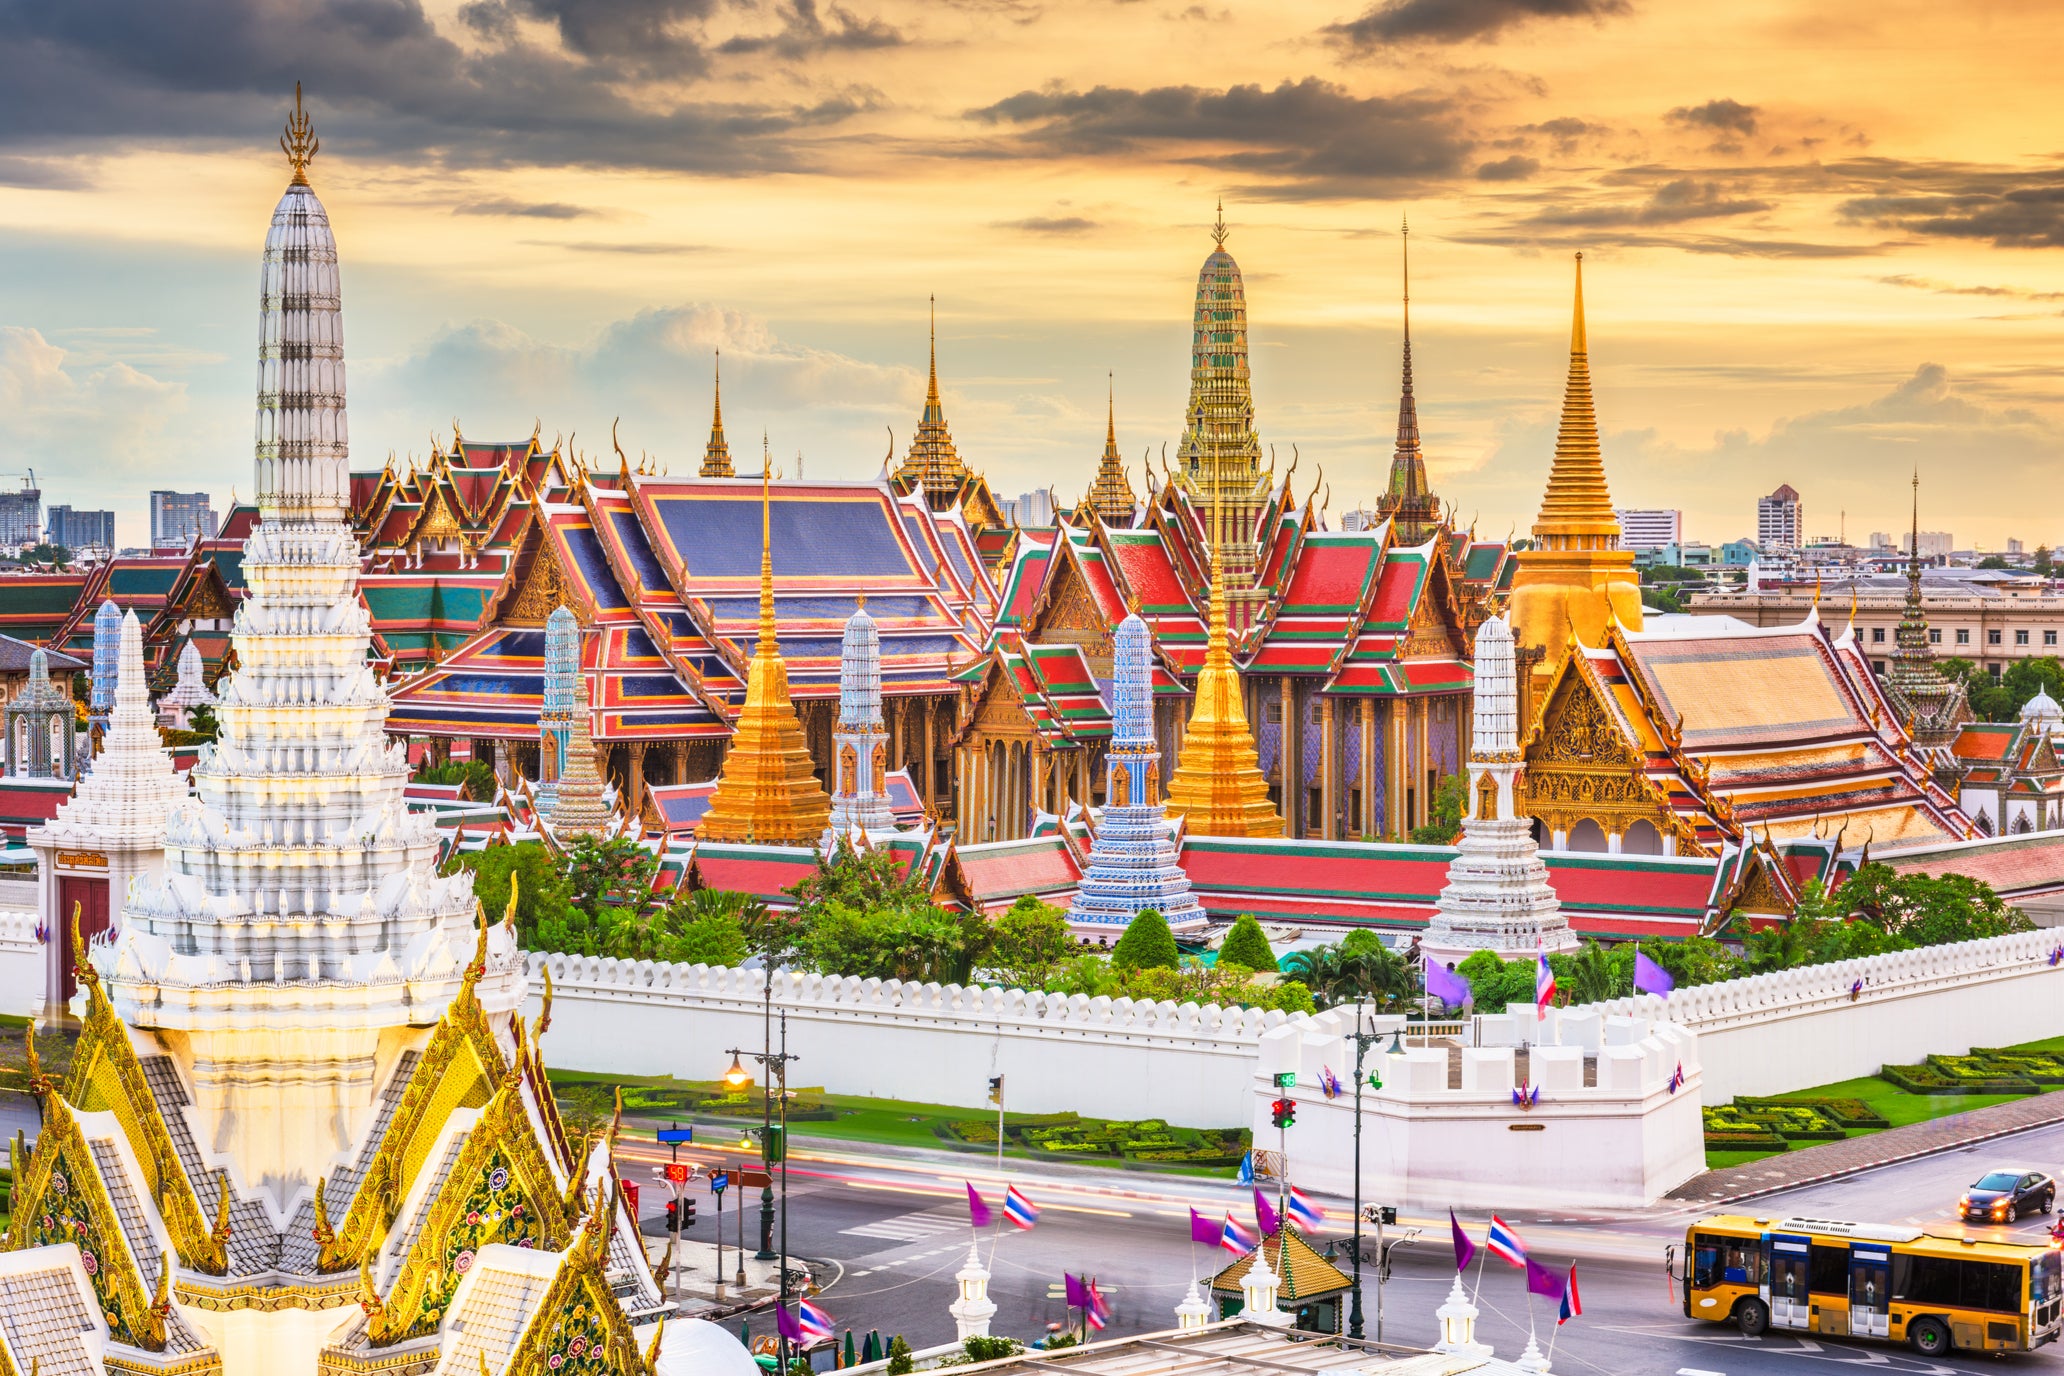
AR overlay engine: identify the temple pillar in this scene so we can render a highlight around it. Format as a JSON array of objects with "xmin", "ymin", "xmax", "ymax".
[
  {"xmin": 1359, "ymin": 699, "xmax": 1376, "ymax": 838},
  {"xmin": 1389, "ymin": 699, "xmax": 1406, "ymax": 839},
  {"xmin": 1607, "ymin": 829, "xmax": 1622, "ymax": 854},
  {"xmin": 1319, "ymin": 696, "xmax": 1337, "ymax": 841},
  {"xmin": 627, "ymin": 742, "xmax": 648, "ymax": 820},
  {"xmin": 1279, "ymin": 675, "xmax": 1298, "ymax": 838},
  {"xmin": 923, "ymin": 701, "xmax": 938, "ymax": 811},
  {"xmin": 670, "ymin": 739, "xmax": 688, "ymax": 785},
  {"xmin": 1415, "ymin": 697, "xmax": 1431, "ymax": 829}
]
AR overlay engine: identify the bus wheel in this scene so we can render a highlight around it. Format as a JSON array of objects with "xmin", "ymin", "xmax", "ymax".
[
  {"xmin": 1908, "ymin": 1317, "xmax": 1950, "ymax": 1356},
  {"xmin": 1734, "ymin": 1298, "xmax": 1769, "ymax": 1336}
]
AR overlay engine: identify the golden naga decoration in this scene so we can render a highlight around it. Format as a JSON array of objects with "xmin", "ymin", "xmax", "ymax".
[
  {"xmin": 61, "ymin": 905, "xmax": 229, "ymax": 1276},
  {"xmin": 537, "ymin": 965, "xmax": 555, "ymax": 1040},
  {"xmin": 1162, "ymin": 480, "xmax": 1282, "ymax": 837},
  {"xmin": 281, "ymin": 82, "xmax": 319, "ymax": 186},
  {"xmin": 696, "ymin": 462, "xmax": 832, "ymax": 843},
  {"xmin": 145, "ymin": 1251, "xmax": 173, "ymax": 1349},
  {"xmin": 211, "ymin": 1170, "xmax": 234, "ymax": 1248},
  {"xmin": 643, "ymin": 1316, "xmax": 666, "ymax": 1375},
  {"xmin": 22, "ymin": 1020, "xmax": 49, "ymax": 1099},
  {"xmin": 312, "ymin": 1177, "xmax": 337, "ymax": 1250}
]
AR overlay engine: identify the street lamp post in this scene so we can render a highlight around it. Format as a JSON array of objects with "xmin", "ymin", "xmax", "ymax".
[
  {"xmin": 1346, "ymin": 1014, "xmax": 1406, "ymax": 1340},
  {"xmin": 726, "ymin": 1009, "xmax": 799, "ymax": 1366}
]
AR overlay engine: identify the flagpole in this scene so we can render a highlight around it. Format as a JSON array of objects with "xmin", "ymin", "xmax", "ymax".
[{"xmin": 1469, "ymin": 1228, "xmax": 1490, "ymax": 1304}]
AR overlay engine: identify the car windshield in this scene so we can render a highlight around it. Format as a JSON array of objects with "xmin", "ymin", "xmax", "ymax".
[{"xmin": 1974, "ymin": 1172, "xmax": 2021, "ymax": 1190}]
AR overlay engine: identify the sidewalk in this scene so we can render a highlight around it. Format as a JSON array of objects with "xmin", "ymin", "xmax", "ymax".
[
  {"xmin": 638, "ymin": 1229, "xmax": 789, "ymax": 1310},
  {"xmin": 1667, "ymin": 1087, "xmax": 2064, "ymax": 1207}
]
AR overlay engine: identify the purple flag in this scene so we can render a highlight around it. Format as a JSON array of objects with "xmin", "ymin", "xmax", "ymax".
[
  {"xmin": 1449, "ymin": 1209, "xmax": 1476, "ymax": 1273},
  {"xmin": 1064, "ymin": 1272, "xmax": 1093, "ymax": 1309},
  {"xmin": 1253, "ymin": 1188, "xmax": 1280, "ymax": 1237},
  {"xmin": 1525, "ymin": 1256, "xmax": 1567, "ymax": 1303},
  {"xmin": 1425, "ymin": 960, "xmax": 1472, "ymax": 1011},
  {"xmin": 776, "ymin": 1302, "xmax": 804, "ymax": 1342},
  {"xmin": 1633, "ymin": 950, "xmax": 1675, "ymax": 998},
  {"xmin": 966, "ymin": 1181, "xmax": 993, "ymax": 1229},
  {"xmin": 1190, "ymin": 1207, "xmax": 1221, "ymax": 1245}
]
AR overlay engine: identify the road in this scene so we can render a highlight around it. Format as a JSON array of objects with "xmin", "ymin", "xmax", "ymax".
[{"xmin": 616, "ymin": 1122, "xmax": 2064, "ymax": 1376}]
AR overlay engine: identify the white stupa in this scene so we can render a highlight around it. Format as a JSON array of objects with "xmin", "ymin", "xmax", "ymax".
[
  {"xmin": 158, "ymin": 638, "xmax": 218, "ymax": 728},
  {"xmin": 1419, "ymin": 614, "xmax": 1578, "ymax": 975}
]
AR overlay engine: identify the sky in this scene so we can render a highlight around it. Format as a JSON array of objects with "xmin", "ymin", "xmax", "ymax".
[{"xmin": 3, "ymin": 0, "xmax": 2063, "ymax": 550}]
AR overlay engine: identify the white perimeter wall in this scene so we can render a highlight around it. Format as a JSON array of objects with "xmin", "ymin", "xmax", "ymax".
[
  {"xmin": 531, "ymin": 927, "xmax": 2064, "ymax": 1130},
  {"xmin": 0, "ymin": 897, "xmax": 40, "ymax": 1018},
  {"xmin": 528, "ymin": 954, "xmax": 1299, "ymax": 1127}
]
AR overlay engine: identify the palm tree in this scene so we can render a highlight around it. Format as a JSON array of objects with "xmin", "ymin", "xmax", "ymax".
[{"xmin": 1561, "ymin": 941, "xmax": 1621, "ymax": 1005}]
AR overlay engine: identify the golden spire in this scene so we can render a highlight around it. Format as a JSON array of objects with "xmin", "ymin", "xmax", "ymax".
[
  {"xmin": 1162, "ymin": 480, "xmax": 1281, "ymax": 836},
  {"xmin": 1531, "ymin": 253, "xmax": 1621, "ymax": 548},
  {"xmin": 698, "ymin": 464, "xmax": 832, "ymax": 844},
  {"xmin": 281, "ymin": 82, "xmax": 318, "ymax": 186},
  {"xmin": 1083, "ymin": 373, "xmax": 1136, "ymax": 524},
  {"xmin": 700, "ymin": 351, "xmax": 734, "ymax": 477},
  {"xmin": 894, "ymin": 295, "xmax": 971, "ymax": 504},
  {"xmin": 1212, "ymin": 198, "xmax": 1229, "ymax": 250}
]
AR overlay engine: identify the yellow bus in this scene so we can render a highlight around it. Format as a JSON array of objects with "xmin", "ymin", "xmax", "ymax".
[{"xmin": 1678, "ymin": 1214, "xmax": 2063, "ymax": 1356}]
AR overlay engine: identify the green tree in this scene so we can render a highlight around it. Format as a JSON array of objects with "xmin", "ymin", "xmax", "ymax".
[
  {"xmin": 784, "ymin": 840, "xmax": 989, "ymax": 981},
  {"xmin": 184, "ymin": 702, "xmax": 220, "ymax": 741},
  {"xmin": 1218, "ymin": 914, "xmax": 1279, "ymax": 972},
  {"xmin": 989, "ymin": 896, "xmax": 1074, "ymax": 988},
  {"xmin": 1557, "ymin": 940, "xmax": 1624, "ymax": 1004},
  {"xmin": 1978, "ymin": 555, "xmax": 2012, "ymax": 570},
  {"xmin": 1641, "ymin": 935, "xmax": 1742, "ymax": 988},
  {"xmin": 457, "ymin": 841, "xmax": 578, "ymax": 946},
  {"xmin": 566, "ymin": 835, "xmax": 658, "ymax": 916},
  {"xmin": 1111, "ymin": 908, "xmax": 1179, "ymax": 971},
  {"xmin": 652, "ymin": 888, "xmax": 755, "ymax": 966},
  {"xmin": 886, "ymin": 1337, "xmax": 914, "ymax": 1376},
  {"xmin": 419, "ymin": 757, "xmax": 497, "ymax": 801},
  {"xmin": 1838, "ymin": 863, "xmax": 2032, "ymax": 944},
  {"xmin": 2036, "ymin": 545, "xmax": 2054, "ymax": 576},
  {"xmin": 1407, "ymin": 774, "xmax": 1469, "ymax": 846},
  {"xmin": 1455, "ymin": 949, "xmax": 1535, "ymax": 1010}
]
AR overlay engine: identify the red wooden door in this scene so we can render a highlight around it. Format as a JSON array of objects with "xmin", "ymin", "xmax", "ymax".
[{"xmin": 56, "ymin": 874, "xmax": 109, "ymax": 1002}]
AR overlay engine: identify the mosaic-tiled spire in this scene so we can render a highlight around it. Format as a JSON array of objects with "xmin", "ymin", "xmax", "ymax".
[
  {"xmin": 1083, "ymin": 379, "xmax": 1136, "ymax": 524},
  {"xmin": 895, "ymin": 298, "xmax": 970, "ymax": 503},
  {"xmin": 5, "ymin": 646, "xmax": 76, "ymax": 778},
  {"xmin": 827, "ymin": 596, "xmax": 896, "ymax": 833},
  {"xmin": 1068, "ymin": 611, "xmax": 1205, "ymax": 931},
  {"xmin": 549, "ymin": 664, "xmax": 613, "ymax": 839},
  {"xmin": 44, "ymin": 610, "xmax": 187, "ymax": 847},
  {"xmin": 1378, "ymin": 220, "xmax": 1440, "ymax": 544},
  {"xmin": 698, "ymin": 468, "xmax": 832, "ymax": 842},
  {"xmin": 538, "ymin": 604, "xmax": 580, "ymax": 811},
  {"xmin": 700, "ymin": 351, "xmax": 734, "ymax": 478},
  {"xmin": 1163, "ymin": 486, "xmax": 1281, "ymax": 836},
  {"xmin": 1884, "ymin": 471, "xmax": 1968, "ymax": 756},
  {"xmin": 1421, "ymin": 613, "xmax": 1576, "ymax": 968},
  {"xmin": 90, "ymin": 598, "xmax": 122, "ymax": 734},
  {"xmin": 1175, "ymin": 203, "xmax": 1267, "ymax": 600}
]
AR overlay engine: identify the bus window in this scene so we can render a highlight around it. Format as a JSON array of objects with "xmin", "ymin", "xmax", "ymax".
[
  {"xmin": 1692, "ymin": 1238, "xmax": 1722, "ymax": 1290},
  {"xmin": 1895, "ymin": 1255, "xmax": 2024, "ymax": 1313},
  {"xmin": 1691, "ymin": 1234, "xmax": 1758, "ymax": 1288},
  {"xmin": 2036, "ymin": 1251, "xmax": 2061, "ymax": 1308},
  {"xmin": 1810, "ymin": 1246, "xmax": 1849, "ymax": 1296}
]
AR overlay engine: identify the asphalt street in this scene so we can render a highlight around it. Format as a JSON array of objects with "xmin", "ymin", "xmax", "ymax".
[{"xmin": 617, "ymin": 1123, "xmax": 2064, "ymax": 1376}]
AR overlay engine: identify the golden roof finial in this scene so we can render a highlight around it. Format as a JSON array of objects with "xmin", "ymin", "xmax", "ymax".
[
  {"xmin": 1571, "ymin": 250, "xmax": 1587, "ymax": 355},
  {"xmin": 281, "ymin": 82, "xmax": 319, "ymax": 186},
  {"xmin": 758, "ymin": 460, "xmax": 777, "ymax": 654},
  {"xmin": 1211, "ymin": 198, "xmax": 1229, "ymax": 250}
]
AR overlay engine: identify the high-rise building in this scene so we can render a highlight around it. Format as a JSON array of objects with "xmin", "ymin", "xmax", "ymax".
[
  {"xmin": 1917, "ymin": 531, "xmax": 1955, "ymax": 560},
  {"xmin": 1757, "ymin": 484, "xmax": 1802, "ymax": 549},
  {"xmin": 1614, "ymin": 508, "xmax": 1682, "ymax": 551},
  {"xmin": 0, "ymin": 478, "xmax": 40, "ymax": 548},
  {"xmin": 46, "ymin": 504, "xmax": 115, "ymax": 551},
  {"xmin": 2008, "ymin": 538, "xmax": 2026, "ymax": 556},
  {"xmin": 149, "ymin": 489, "xmax": 215, "ymax": 546}
]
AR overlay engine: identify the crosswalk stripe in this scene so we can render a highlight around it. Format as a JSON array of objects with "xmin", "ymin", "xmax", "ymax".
[{"xmin": 840, "ymin": 1211, "xmax": 964, "ymax": 1242}]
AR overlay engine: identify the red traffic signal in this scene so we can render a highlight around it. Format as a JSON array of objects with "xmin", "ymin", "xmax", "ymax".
[{"xmin": 1269, "ymin": 1097, "xmax": 1297, "ymax": 1129}]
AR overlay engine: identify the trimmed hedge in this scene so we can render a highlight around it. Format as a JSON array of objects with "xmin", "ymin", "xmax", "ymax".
[
  {"xmin": 942, "ymin": 1112, "xmax": 1249, "ymax": 1166},
  {"xmin": 1878, "ymin": 1053, "xmax": 2039, "ymax": 1096}
]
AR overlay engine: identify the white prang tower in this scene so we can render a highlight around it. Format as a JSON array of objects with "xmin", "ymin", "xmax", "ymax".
[
  {"xmin": 1419, "ymin": 613, "xmax": 1577, "ymax": 974},
  {"xmin": 109, "ymin": 90, "xmax": 486, "ymax": 1215},
  {"xmin": 826, "ymin": 596, "xmax": 897, "ymax": 834}
]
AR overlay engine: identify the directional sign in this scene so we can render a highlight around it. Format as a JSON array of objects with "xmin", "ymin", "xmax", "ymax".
[
  {"xmin": 709, "ymin": 1171, "xmax": 729, "ymax": 1194},
  {"xmin": 657, "ymin": 1126, "xmax": 695, "ymax": 1144},
  {"xmin": 733, "ymin": 1168, "xmax": 772, "ymax": 1189}
]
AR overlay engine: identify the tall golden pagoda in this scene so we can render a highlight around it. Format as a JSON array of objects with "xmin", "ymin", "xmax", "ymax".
[
  {"xmin": 1507, "ymin": 253, "xmax": 1642, "ymax": 714},
  {"xmin": 698, "ymin": 466, "xmax": 832, "ymax": 843},
  {"xmin": 700, "ymin": 350, "xmax": 733, "ymax": 477},
  {"xmin": 1162, "ymin": 486, "xmax": 1282, "ymax": 837},
  {"xmin": 894, "ymin": 298, "xmax": 972, "ymax": 507},
  {"xmin": 1174, "ymin": 203, "xmax": 1271, "ymax": 613},
  {"xmin": 1081, "ymin": 377, "xmax": 1137, "ymax": 524}
]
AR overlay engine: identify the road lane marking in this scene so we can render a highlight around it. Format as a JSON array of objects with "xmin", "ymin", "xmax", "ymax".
[{"xmin": 840, "ymin": 1211, "xmax": 964, "ymax": 1242}]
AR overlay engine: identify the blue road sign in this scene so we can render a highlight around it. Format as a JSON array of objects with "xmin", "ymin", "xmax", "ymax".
[
  {"xmin": 709, "ymin": 1171, "xmax": 729, "ymax": 1194},
  {"xmin": 657, "ymin": 1126, "xmax": 695, "ymax": 1144}
]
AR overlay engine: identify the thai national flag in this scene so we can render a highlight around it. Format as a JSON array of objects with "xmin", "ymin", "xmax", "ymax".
[
  {"xmin": 1558, "ymin": 1264, "xmax": 1583, "ymax": 1325},
  {"xmin": 1286, "ymin": 1187, "xmax": 1326, "ymax": 1233},
  {"xmin": 1487, "ymin": 1215, "xmax": 1528, "ymax": 1268},
  {"xmin": 1318, "ymin": 1065, "xmax": 1341, "ymax": 1099},
  {"xmin": 1085, "ymin": 1278, "xmax": 1110, "ymax": 1331},
  {"xmin": 1220, "ymin": 1211, "xmax": 1259, "ymax": 1255},
  {"xmin": 798, "ymin": 1299, "xmax": 836, "ymax": 1343},
  {"xmin": 1534, "ymin": 947, "xmax": 1557, "ymax": 1019},
  {"xmin": 1667, "ymin": 1063, "xmax": 1686, "ymax": 1094},
  {"xmin": 1004, "ymin": 1184, "xmax": 1040, "ymax": 1230}
]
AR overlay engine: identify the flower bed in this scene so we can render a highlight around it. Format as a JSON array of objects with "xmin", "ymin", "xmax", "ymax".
[
  {"xmin": 940, "ymin": 1113, "xmax": 1249, "ymax": 1167},
  {"xmin": 1878, "ymin": 1054, "xmax": 2038, "ymax": 1096}
]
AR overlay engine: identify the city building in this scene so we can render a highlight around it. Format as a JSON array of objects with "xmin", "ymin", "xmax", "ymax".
[
  {"xmin": 0, "ymin": 475, "xmax": 40, "ymax": 548},
  {"xmin": 1757, "ymin": 483, "xmax": 1803, "ymax": 549},
  {"xmin": 46, "ymin": 504, "xmax": 115, "ymax": 551},
  {"xmin": 2009, "ymin": 538, "xmax": 2026, "ymax": 556},
  {"xmin": 149, "ymin": 489, "xmax": 216, "ymax": 546},
  {"xmin": 1614, "ymin": 508, "xmax": 1683, "ymax": 551},
  {"xmin": 1917, "ymin": 530, "xmax": 1955, "ymax": 560}
]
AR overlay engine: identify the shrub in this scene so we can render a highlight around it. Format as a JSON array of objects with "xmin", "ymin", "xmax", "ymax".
[
  {"xmin": 887, "ymin": 1337, "xmax": 914, "ymax": 1375},
  {"xmin": 1218, "ymin": 915, "xmax": 1278, "ymax": 973},
  {"xmin": 962, "ymin": 1337, "xmax": 1021, "ymax": 1363},
  {"xmin": 1111, "ymin": 909, "xmax": 1178, "ymax": 972}
]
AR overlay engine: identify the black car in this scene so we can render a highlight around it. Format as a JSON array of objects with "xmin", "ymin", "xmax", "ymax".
[{"xmin": 1960, "ymin": 1168, "xmax": 2055, "ymax": 1223}]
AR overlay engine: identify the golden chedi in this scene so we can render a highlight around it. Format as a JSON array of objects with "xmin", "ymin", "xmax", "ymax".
[
  {"xmin": 1163, "ymin": 490, "xmax": 1282, "ymax": 837},
  {"xmin": 698, "ymin": 466, "xmax": 833, "ymax": 843},
  {"xmin": 1507, "ymin": 253, "xmax": 1642, "ymax": 714}
]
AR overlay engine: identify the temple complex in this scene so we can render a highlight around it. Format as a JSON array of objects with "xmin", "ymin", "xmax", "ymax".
[
  {"xmin": 1, "ymin": 92, "xmax": 669, "ymax": 1376},
  {"xmin": 1506, "ymin": 255, "xmax": 1643, "ymax": 717}
]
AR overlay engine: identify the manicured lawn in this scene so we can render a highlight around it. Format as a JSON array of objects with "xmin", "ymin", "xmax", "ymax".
[{"xmin": 1703, "ymin": 1032, "xmax": 2064, "ymax": 1168}]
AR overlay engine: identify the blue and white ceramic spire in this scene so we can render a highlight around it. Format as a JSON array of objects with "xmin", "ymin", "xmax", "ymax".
[
  {"xmin": 89, "ymin": 598, "xmax": 122, "ymax": 736},
  {"xmin": 1067, "ymin": 611, "xmax": 1205, "ymax": 932},
  {"xmin": 539, "ymin": 604, "xmax": 580, "ymax": 810},
  {"xmin": 827, "ymin": 596, "xmax": 896, "ymax": 833}
]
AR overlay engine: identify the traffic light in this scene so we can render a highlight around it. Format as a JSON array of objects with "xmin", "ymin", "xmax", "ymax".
[
  {"xmin": 664, "ymin": 1200, "xmax": 678, "ymax": 1230},
  {"xmin": 1269, "ymin": 1097, "xmax": 1297, "ymax": 1129},
  {"xmin": 764, "ymin": 1124, "xmax": 786, "ymax": 1164},
  {"xmin": 987, "ymin": 1075, "xmax": 1005, "ymax": 1105},
  {"xmin": 682, "ymin": 1198, "xmax": 698, "ymax": 1228}
]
